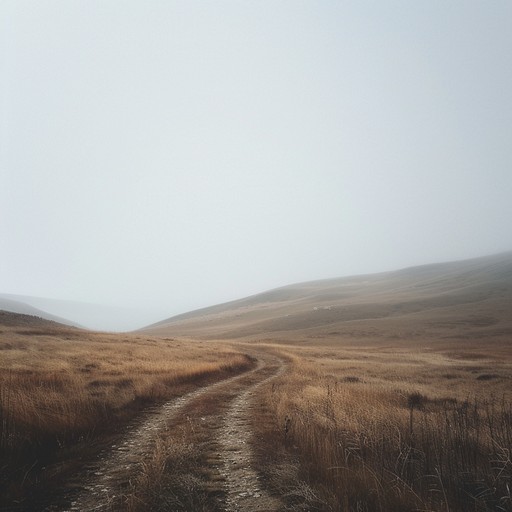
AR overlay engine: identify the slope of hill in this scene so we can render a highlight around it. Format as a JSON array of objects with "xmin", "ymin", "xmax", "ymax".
[
  {"xmin": 0, "ymin": 309, "xmax": 83, "ymax": 332},
  {"xmin": 0, "ymin": 296, "xmax": 81, "ymax": 327},
  {"xmin": 142, "ymin": 252, "xmax": 512, "ymax": 342},
  {"xmin": 0, "ymin": 294, "xmax": 165, "ymax": 332}
]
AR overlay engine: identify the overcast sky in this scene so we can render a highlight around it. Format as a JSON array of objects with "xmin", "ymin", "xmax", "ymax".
[{"xmin": 1, "ymin": 1, "xmax": 511, "ymax": 329}]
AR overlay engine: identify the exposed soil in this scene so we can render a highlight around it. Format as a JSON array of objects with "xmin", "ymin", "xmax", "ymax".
[
  {"xmin": 202, "ymin": 352, "xmax": 285, "ymax": 511},
  {"xmin": 40, "ymin": 349, "xmax": 286, "ymax": 512}
]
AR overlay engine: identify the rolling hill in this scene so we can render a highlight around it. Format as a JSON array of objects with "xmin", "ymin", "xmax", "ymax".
[
  {"xmin": 0, "ymin": 296, "xmax": 81, "ymax": 327},
  {"xmin": 142, "ymin": 252, "xmax": 512, "ymax": 343},
  {"xmin": 0, "ymin": 294, "xmax": 164, "ymax": 332},
  {"xmin": 0, "ymin": 309, "xmax": 82, "ymax": 332}
]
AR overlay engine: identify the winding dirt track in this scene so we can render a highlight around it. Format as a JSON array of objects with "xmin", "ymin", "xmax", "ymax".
[{"xmin": 48, "ymin": 348, "xmax": 285, "ymax": 512}]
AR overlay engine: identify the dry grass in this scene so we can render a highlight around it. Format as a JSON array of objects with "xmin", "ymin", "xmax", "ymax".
[
  {"xmin": 255, "ymin": 340, "xmax": 512, "ymax": 512},
  {"xmin": 0, "ymin": 313, "xmax": 252, "ymax": 505},
  {"xmin": 123, "ymin": 402, "xmax": 221, "ymax": 512},
  {"xmin": 3, "ymin": 295, "xmax": 512, "ymax": 512}
]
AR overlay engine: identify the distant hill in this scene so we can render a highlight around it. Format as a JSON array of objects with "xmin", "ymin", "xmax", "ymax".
[
  {"xmin": 0, "ymin": 309, "xmax": 79, "ymax": 330},
  {"xmin": 0, "ymin": 296, "xmax": 81, "ymax": 327},
  {"xmin": 0, "ymin": 294, "xmax": 162, "ymax": 332},
  {"xmin": 141, "ymin": 252, "xmax": 512, "ymax": 343}
]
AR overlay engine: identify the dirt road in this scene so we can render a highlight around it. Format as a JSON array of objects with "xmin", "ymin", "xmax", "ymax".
[{"xmin": 46, "ymin": 348, "xmax": 285, "ymax": 512}]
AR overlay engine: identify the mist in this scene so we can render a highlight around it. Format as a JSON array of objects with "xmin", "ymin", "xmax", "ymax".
[{"xmin": 1, "ymin": 1, "xmax": 511, "ymax": 330}]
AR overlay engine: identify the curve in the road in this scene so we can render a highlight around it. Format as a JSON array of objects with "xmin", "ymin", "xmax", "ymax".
[{"xmin": 48, "ymin": 348, "xmax": 285, "ymax": 512}]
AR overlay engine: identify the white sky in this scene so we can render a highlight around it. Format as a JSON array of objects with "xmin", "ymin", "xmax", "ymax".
[{"xmin": 1, "ymin": 1, "xmax": 511, "ymax": 328}]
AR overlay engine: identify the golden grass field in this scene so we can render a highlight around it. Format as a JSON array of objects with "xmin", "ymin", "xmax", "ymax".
[
  {"xmin": 1, "ymin": 253, "xmax": 511, "ymax": 511},
  {"xmin": 0, "ymin": 312, "xmax": 252, "ymax": 507},
  {"xmin": 251, "ymin": 338, "xmax": 512, "ymax": 511}
]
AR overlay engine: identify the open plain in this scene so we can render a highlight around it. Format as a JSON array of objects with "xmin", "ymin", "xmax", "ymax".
[{"xmin": 1, "ymin": 253, "xmax": 511, "ymax": 511}]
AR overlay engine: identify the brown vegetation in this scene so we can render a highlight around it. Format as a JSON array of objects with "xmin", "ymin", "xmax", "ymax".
[
  {"xmin": 0, "ymin": 312, "xmax": 252, "ymax": 508},
  {"xmin": 121, "ymin": 350, "xmax": 284, "ymax": 512},
  {"xmin": 252, "ymin": 339, "xmax": 512, "ymax": 511},
  {"xmin": 142, "ymin": 252, "xmax": 512, "ymax": 343},
  {"xmin": 2, "ymin": 254, "xmax": 511, "ymax": 511},
  {"xmin": 137, "ymin": 253, "xmax": 512, "ymax": 511}
]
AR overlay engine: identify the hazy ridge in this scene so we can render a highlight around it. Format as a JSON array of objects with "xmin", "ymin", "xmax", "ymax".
[
  {"xmin": 142, "ymin": 252, "xmax": 512, "ymax": 342},
  {"xmin": 0, "ymin": 294, "xmax": 164, "ymax": 332},
  {"xmin": 0, "ymin": 296, "xmax": 81, "ymax": 327}
]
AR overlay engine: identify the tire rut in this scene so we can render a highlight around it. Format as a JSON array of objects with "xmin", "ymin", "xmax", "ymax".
[
  {"xmin": 216, "ymin": 357, "xmax": 285, "ymax": 511},
  {"xmin": 47, "ymin": 349, "xmax": 285, "ymax": 512}
]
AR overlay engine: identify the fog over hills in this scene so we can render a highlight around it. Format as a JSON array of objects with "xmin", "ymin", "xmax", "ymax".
[
  {"xmin": 3, "ymin": 3, "xmax": 511, "ymax": 327},
  {"xmin": 2, "ymin": 252, "xmax": 510, "ymax": 335},
  {"xmin": 0, "ymin": 294, "xmax": 163, "ymax": 332},
  {"xmin": 0, "ymin": 296, "xmax": 81, "ymax": 327},
  {"xmin": 142, "ymin": 252, "xmax": 512, "ymax": 342}
]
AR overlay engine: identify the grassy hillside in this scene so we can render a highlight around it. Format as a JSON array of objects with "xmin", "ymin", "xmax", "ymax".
[{"xmin": 142, "ymin": 252, "xmax": 512, "ymax": 342}]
